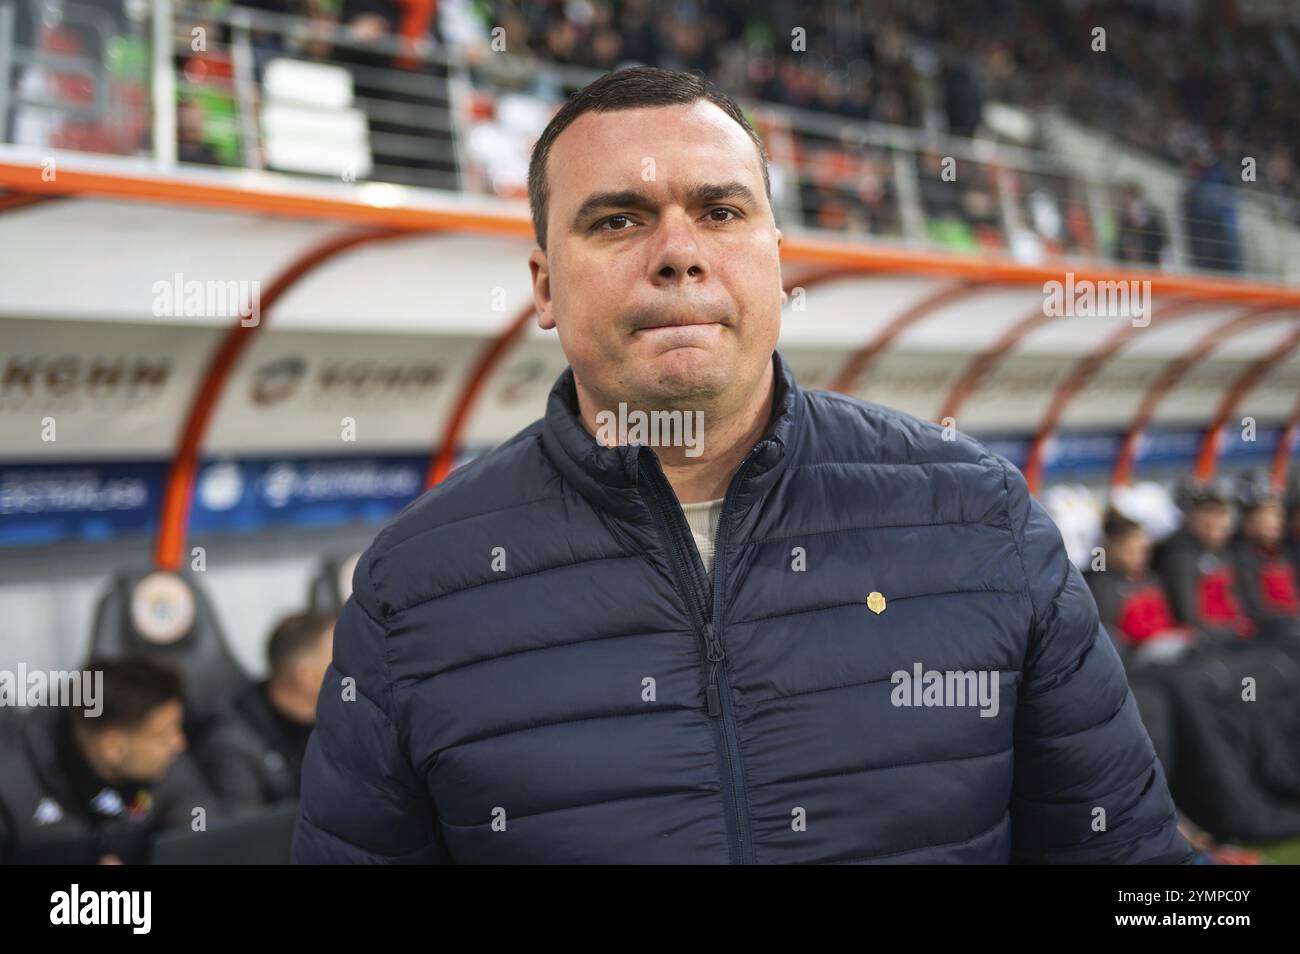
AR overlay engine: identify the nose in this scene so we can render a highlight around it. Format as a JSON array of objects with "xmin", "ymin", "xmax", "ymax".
[{"xmin": 650, "ymin": 210, "xmax": 706, "ymax": 286}]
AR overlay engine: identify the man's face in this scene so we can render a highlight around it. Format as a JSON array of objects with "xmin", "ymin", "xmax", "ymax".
[
  {"xmin": 1243, "ymin": 502, "xmax": 1282, "ymax": 548},
  {"xmin": 529, "ymin": 101, "xmax": 784, "ymax": 417},
  {"xmin": 1110, "ymin": 529, "xmax": 1149, "ymax": 578},
  {"xmin": 94, "ymin": 699, "xmax": 186, "ymax": 785},
  {"xmin": 1188, "ymin": 502, "xmax": 1231, "ymax": 552},
  {"xmin": 294, "ymin": 627, "xmax": 335, "ymax": 721}
]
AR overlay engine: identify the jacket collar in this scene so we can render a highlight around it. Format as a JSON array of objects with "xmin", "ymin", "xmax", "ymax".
[
  {"xmin": 541, "ymin": 349, "xmax": 803, "ymax": 520},
  {"xmin": 22, "ymin": 707, "xmax": 105, "ymax": 816}
]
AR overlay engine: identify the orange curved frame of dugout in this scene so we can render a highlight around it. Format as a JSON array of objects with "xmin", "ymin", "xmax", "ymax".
[
  {"xmin": 152, "ymin": 228, "xmax": 414, "ymax": 570},
  {"xmin": 1193, "ymin": 322, "xmax": 1300, "ymax": 483},
  {"xmin": 1272, "ymin": 393, "xmax": 1300, "ymax": 492},
  {"xmin": 7, "ymin": 160, "xmax": 1300, "ymax": 555},
  {"xmin": 7, "ymin": 159, "xmax": 1300, "ymax": 302},
  {"xmin": 424, "ymin": 301, "xmax": 537, "ymax": 487},
  {"xmin": 937, "ymin": 300, "xmax": 1062, "ymax": 425},
  {"xmin": 827, "ymin": 280, "xmax": 983, "ymax": 394},
  {"xmin": 1021, "ymin": 297, "xmax": 1248, "ymax": 494},
  {"xmin": 1110, "ymin": 305, "xmax": 1296, "ymax": 487}
]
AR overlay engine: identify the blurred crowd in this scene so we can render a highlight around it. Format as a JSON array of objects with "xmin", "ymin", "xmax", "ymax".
[
  {"xmin": 1089, "ymin": 473, "xmax": 1300, "ymax": 659},
  {"xmin": 1084, "ymin": 472, "xmax": 1300, "ymax": 858},
  {"xmin": 221, "ymin": 0, "xmax": 1264, "ymax": 268},
  {"xmin": 457, "ymin": 0, "xmax": 1300, "ymax": 204},
  {"xmin": 4, "ymin": 0, "xmax": 1281, "ymax": 269}
]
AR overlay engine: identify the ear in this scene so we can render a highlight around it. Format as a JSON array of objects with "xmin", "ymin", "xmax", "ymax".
[
  {"xmin": 100, "ymin": 729, "xmax": 127, "ymax": 766},
  {"xmin": 529, "ymin": 248, "xmax": 556, "ymax": 331},
  {"xmin": 775, "ymin": 228, "xmax": 787, "ymax": 306},
  {"xmin": 291, "ymin": 656, "xmax": 312, "ymax": 692}
]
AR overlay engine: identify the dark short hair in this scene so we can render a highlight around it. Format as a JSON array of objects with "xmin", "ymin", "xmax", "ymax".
[
  {"xmin": 79, "ymin": 656, "xmax": 183, "ymax": 730},
  {"xmin": 527, "ymin": 66, "xmax": 771, "ymax": 251},
  {"xmin": 267, "ymin": 612, "xmax": 334, "ymax": 682},
  {"xmin": 1102, "ymin": 509, "xmax": 1143, "ymax": 543}
]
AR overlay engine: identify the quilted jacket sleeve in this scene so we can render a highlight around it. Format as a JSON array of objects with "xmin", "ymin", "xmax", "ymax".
[
  {"xmin": 292, "ymin": 545, "xmax": 452, "ymax": 864},
  {"xmin": 998, "ymin": 457, "xmax": 1195, "ymax": 864}
]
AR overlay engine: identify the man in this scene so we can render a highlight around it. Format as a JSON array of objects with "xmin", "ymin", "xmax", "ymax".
[
  {"xmin": 1154, "ymin": 477, "xmax": 1300, "ymax": 842},
  {"xmin": 1228, "ymin": 476, "xmax": 1300, "ymax": 641},
  {"xmin": 294, "ymin": 66, "xmax": 1191, "ymax": 864},
  {"xmin": 1083, "ymin": 510, "xmax": 1187, "ymax": 797},
  {"xmin": 1086, "ymin": 511, "xmax": 1191, "ymax": 667},
  {"xmin": 0, "ymin": 657, "xmax": 213, "ymax": 864},
  {"xmin": 1287, "ymin": 481, "xmax": 1300, "ymax": 577},
  {"xmin": 195, "ymin": 612, "xmax": 335, "ymax": 811},
  {"xmin": 1152, "ymin": 478, "xmax": 1252, "ymax": 644}
]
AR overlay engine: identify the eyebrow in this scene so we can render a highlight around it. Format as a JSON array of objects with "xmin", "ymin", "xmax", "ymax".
[{"xmin": 570, "ymin": 181, "xmax": 760, "ymax": 231}]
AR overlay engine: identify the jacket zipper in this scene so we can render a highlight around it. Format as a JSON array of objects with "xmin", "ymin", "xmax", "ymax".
[{"xmin": 640, "ymin": 444, "xmax": 762, "ymax": 865}]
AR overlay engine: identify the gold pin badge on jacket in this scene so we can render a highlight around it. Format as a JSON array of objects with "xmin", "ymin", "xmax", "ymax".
[{"xmin": 866, "ymin": 591, "xmax": 886, "ymax": 614}]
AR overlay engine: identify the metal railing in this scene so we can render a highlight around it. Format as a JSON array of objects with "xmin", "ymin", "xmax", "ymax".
[{"xmin": 2, "ymin": 0, "xmax": 1298, "ymax": 283}]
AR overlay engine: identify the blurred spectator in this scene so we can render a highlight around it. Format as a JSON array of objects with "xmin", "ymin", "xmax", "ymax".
[
  {"xmin": 1152, "ymin": 478, "xmax": 1253, "ymax": 645},
  {"xmin": 1114, "ymin": 182, "xmax": 1167, "ymax": 266},
  {"xmin": 1084, "ymin": 509, "xmax": 1188, "ymax": 810},
  {"xmin": 1288, "ymin": 482, "xmax": 1300, "ymax": 577},
  {"xmin": 915, "ymin": 148, "xmax": 1002, "ymax": 250},
  {"xmin": 177, "ymin": 96, "xmax": 221, "ymax": 166},
  {"xmin": 916, "ymin": 147, "xmax": 970, "ymax": 248},
  {"xmin": 799, "ymin": 147, "xmax": 900, "ymax": 236},
  {"xmin": 231, "ymin": 0, "xmax": 338, "ymax": 68},
  {"xmin": 0, "ymin": 657, "xmax": 216, "ymax": 864},
  {"xmin": 194, "ymin": 612, "xmax": 335, "ymax": 813},
  {"xmin": 340, "ymin": 0, "xmax": 402, "ymax": 51},
  {"xmin": 1086, "ymin": 510, "xmax": 1192, "ymax": 667},
  {"xmin": 941, "ymin": 55, "xmax": 982, "ymax": 138},
  {"xmin": 1228, "ymin": 476, "xmax": 1300, "ymax": 641},
  {"xmin": 1181, "ymin": 145, "xmax": 1242, "ymax": 273},
  {"xmin": 462, "ymin": 7, "xmax": 539, "ymax": 91},
  {"xmin": 334, "ymin": 0, "xmax": 441, "ymax": 68},
  {"xmin": 330, "ymin": 0, "xmax": 455, "ymax": 190}
]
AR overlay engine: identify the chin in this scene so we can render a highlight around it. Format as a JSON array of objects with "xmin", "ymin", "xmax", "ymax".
[{"xmin": 642, "ymin": 347, "xmax": 724, "ymax": 389}]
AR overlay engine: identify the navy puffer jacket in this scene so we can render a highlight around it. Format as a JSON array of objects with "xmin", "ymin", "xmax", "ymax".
[{"xmin": 293, "ymin": 351, "xmax": 1193, "ymax": 864}]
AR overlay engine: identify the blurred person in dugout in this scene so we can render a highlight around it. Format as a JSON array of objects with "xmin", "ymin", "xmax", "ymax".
[
  {"xmin": 293, "ymin": 66, "xmax": 1192, "ymax": 864},
  {"xmin": 1087, "ymin": 508, "xmax": 1289, "ymax": 867},
  {"xmin": 1152, "ymin": 478, "xmax": 1254, "ymax": 646},
  {"xmin": 195, "ymin": 613, "xmax": 335, "ymax": 813},
  {"xmin": 1082, "ymin": 511, "xmax": 1184, "ymax": 782},
  {"xmin": 1228, "ymin": 474, "xmax": 1300, "ymax": 643},
  {"xmin": 1086, "ymin": 510, "xmax": 1193, "ymax": 668},
  {"xmin": 0, "ymin": 657, "xmax": 216, "ymax": 864},
  {"xmin": 1288, "ymin": 482, "xmax": 1300, "ymax": 577}
]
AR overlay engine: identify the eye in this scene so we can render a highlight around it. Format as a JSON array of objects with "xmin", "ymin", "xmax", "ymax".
[
  {"xmin": 597, "ymin": 214, "xmax": 637, "ymax": 231},
  {"xmin": 706, "ymin": 207, "xmax": 740, "ymax": 222}
]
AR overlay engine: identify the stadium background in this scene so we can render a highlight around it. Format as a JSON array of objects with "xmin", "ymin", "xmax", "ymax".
[{"xmin": 1, "ymin": 0, "xmax": 1299, "ymax": 863}]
